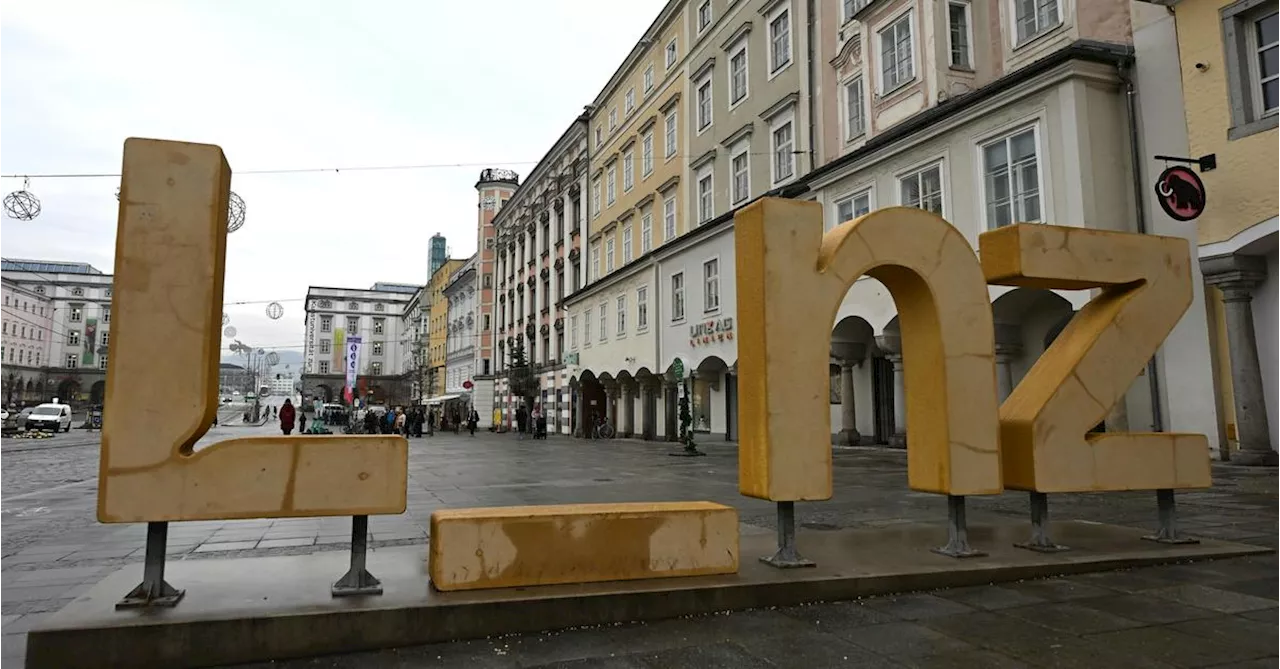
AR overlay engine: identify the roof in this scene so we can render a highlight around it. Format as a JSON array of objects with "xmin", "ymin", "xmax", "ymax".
[
  {"xmin": 1, "ymin": 259, "xmax": 106, "ymax": 275},
  {"xmin": 369, "ymin": 282, "xmax": 421, "ymax": 294}
]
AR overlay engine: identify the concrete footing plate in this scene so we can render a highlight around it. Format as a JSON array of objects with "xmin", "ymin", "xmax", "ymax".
[{"xmin": 25, "ymin": 519, "xmax": 1268, "ymax": 668}]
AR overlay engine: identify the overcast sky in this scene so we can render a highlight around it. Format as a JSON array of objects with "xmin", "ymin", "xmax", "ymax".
[{"xmin": 1, "ymin": 1, "xmax": 663, "ymax": 356}]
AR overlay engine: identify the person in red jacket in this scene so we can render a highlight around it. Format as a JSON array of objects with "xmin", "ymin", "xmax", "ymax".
[{"xmin": 279, "ymin": 399, "xmax": 296, "ymax": 435}]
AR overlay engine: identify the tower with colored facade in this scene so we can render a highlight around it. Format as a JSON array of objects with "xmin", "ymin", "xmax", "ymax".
[
  {"xmin": 429, "ymin": 234, "xmax": 448, "ymax": 280},
  {"xmin": 469, "ymin": 168, "xmax": 520, "ymax": 428}
]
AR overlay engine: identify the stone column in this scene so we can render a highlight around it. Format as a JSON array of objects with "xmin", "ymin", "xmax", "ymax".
[
  {"xmin": 575, "ymin": 386, "xmax": 586, "ymax": 438},
  {"xmin": 641, "ymin": 380, "xmax": 655, "ymax": 440},
  {"xmin": 1205, "ymin": 257, "xmax": 1274, "ymax": 465},
  {"xmin": 604, "ymin": 383, "xmax": 618, "ymax": 427},
  {"xmin": 839, "ymin": 361, "xmax": 859, "ymax": 445},
  {"xmin": 620, "ymin": 384, "xmax": 633, "ymax": 437},
  {"xmin": 887, "ymin": 354, "xmax": 906, "ymax": 447},
  {"xmin": 664, "ymin": 379, "xmax": 678, "ymax": 442},
  {"xmin": 994, "ymin": 345, "xmax": 1019, "ymax": 402}
]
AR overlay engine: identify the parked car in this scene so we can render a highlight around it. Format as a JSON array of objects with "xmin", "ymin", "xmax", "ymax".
[{"xmin": 25, "ymin": 403, "xmax": 73, "ymax": 432}]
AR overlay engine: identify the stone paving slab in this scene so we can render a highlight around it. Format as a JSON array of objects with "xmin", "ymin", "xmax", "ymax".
[{"xmin": 23, "ymin": 519, "xmax": 1267, "ymax": 668}]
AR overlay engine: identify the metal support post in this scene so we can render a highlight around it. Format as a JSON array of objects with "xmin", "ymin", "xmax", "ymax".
[
  {"xmin": 1142, "ymin": 489, "xmax": 1199, "ymax": 545},
  {"xmin": 1014, "ymin": 492, "xmax": 1069, "ymax": 552},
  {"xmin": 760, "ymin": 501, "xmax": 815, "ymax": 568},
  {"xmin": 116, "ymin": 522, "xmax": 185, "ymax": 609},
  {"xmin": 331, "ymin": 515, "xmax": 383, "ymax": 596},
  {"xmin": 932, "ymin": 495, "xmax": 986, "ymax": 558}
]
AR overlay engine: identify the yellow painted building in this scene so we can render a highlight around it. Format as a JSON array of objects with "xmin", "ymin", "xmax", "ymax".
[
  {"xmin": 1165, "ymin": 0, "xmax": 1277, "ymax": 464},
  {"xmin": 427, "ymin": 258, "xmax": 463, "ymax": 397},
  {"xmin": 588, "ymin": 1, "xmax": 688, "ymax": 281}
]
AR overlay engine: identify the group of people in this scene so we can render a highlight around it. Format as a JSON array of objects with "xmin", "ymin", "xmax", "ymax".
[
  {"xmin": 513, "ymin": 404, "xmax": 548, "ymax": 439},
  {"xmin": 278, "ymin": 399, "xmax": 481, "ymax": 438}
]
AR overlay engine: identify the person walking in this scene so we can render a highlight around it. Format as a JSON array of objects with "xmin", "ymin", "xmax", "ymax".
[
  {"xmin": 530, "ymin": 405, "xmax": 542, "ymax": 440},
  {"xmin": 515, "ymin": 404, "xmax": 528, "ymax": 440},
  {"xmin": 298, "ymin": 409, "xmax": 308, "ymax": 434},
  {"xmin": 395, "ymin": 407, "xmax": 407, "ymax": 436},
  {"xmin": 467, "ymin": 407, "xmax": 479, "ymax": 436},
  {"xmin": 427, "ymin": 409, "xmax": 436, "ymax": 436},
  {"xmin": 383, "ymin": 408, "xmax": 395, "ymax": 435},
  {"xmin": 363, "ymin": 408, "xmax": 378, "ymax": 435},
  {"xmin": 279, "ymin": 399, "xmax": 296, "ymax": 436}
]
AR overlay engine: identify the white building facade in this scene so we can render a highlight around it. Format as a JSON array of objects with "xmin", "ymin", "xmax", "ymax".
[
  {"xmin": 300, "ymin": 284, "xmax": 418, "ymax": 406},
  {"xmin": 443, "ymin": 256, "xmax": 479, "ymax": 400}
]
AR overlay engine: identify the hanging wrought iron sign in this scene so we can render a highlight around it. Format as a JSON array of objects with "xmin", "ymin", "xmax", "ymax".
[
  {"xmin": 1154, "ymin": 166, "xmax": 1206, "ymax": 222},
  {"xmin": 4, "ymin": 178, "xmax": 41, "ymax": 220},
  {"xmin": 265, "ymin": 302, "xmax": 284, "ymax": 320}
]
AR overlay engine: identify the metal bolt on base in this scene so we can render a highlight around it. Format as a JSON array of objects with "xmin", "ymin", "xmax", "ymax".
[
  {"xmin": 931, "ymin": 495, "xmax": 987, "ymax": 558},
  {"xmin": 116, "ymin": 522, "xmax": 185, "ymax": 609},
  {"xmin": 1014, "ymin": 491, "xmax": 1070, "ymax": 553},
  {"xmin": 1142, "ymin": 489, "xmax": 1200, "ymax": 545},
  {"xmin": 332, "ymin": 515, "xmax": 384, "ymax": 597},
  {"xmin": 760, "ymin": 501, "xmax": 816, "ymax": 569}
]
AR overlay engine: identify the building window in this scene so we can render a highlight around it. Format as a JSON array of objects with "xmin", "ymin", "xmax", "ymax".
[
  {"xmin": 596, "ymin": 125, "xmax": 603, "ymax": 146},
  {"xmin": 374, "ymin": 303, "xmax": 385, "ymax": 312},
  {"xmin": 606, "ymin": 237, "xmax": 616, "ymax": 272},
  {"xmin": 598, "ymin": 302, "xmax": 607, "ymax": 341},
  {"xmin": 637, "ymin": 286, "xmax": 649, "ymax": 330},
  {"xmin": 1014, "ymin": 0, "xmax": 1060, "ymax": 44},
  {"xmin": 320, "ymin": 315, "xmax": 332, "ymax": 333},
  {"xmin": 642, "ymin": 131, "xmax": 654, "ymax": 177},
  {"xmin": 665, "ymin": 110, "xmax": 678, "ymax": 158},
  {"xmin": 570, "ymin": 315, "xmax": 579, "ymax": 349},
  {"xmin": 625, "ymin": 87, "xmax": 635, "ymax": 114},
  {"xmin": 844, "ymin": 78, "xmax": 866, "ymax": 139},
  {"xmin": 769, "ymin": 4, "xmax": 792, "ymax": 74},
  {"xmin": 698, "ymin": 0, "xmax": 713, "ymax": 32},
  {"xmin": 99, "ymin": 354, "xmax": 109, "ymax": 370},
  {"xmin": 592, "ymin": 177, "xmax": 602, "ymax": 216},
  {"xmin": 731, "ymin": 145, "xmax": 750, "ymax": 204},
  {"xmin": 899, "ymin": 162, "xmax": 945, "ymax": 215},
  {"xmin": 373, "ymin": 342, "xmax": 384, "ymax": 356},
  {"xmin": 666, "ymin": 39, "xmax": 678, "ymax": 68},
  {"xmin": 320, "ymin": 339, "xmax": 332, "ymax": 354},
  {"xmin": 1224, "ymin": 4, "xmax": 1279, "ymax": 138},
  {"xmin": 105, "ymin": 288, "xmax": 112, "ymax": 297},
  {"xmin": 982, "ymin": 127, "xmax": 1041, "ymax": 228},
  {"xmin": 771, "ymin": 116, "xmax": 795, "ymax": 184},
  {"xmin": 623, "ymin": 224, "xmax": 634, "ymax": 262},
  {"xmin": 591, "ymin": 242, "xmax": 601, "ymax": 280},
  {"xmin": 641, "ymin": 212, "xmax": 653, "ymax": 253},
  {"xmin": 584, "ymin": 307, "xmax": 592, "ymax": 343},
  {"xmin": 606, "ymin": 165, "xmax": 617, "ymax": 205},
  {"xmin": 609, "ymin": 107, "xmax": 618, "ymax": 131},
  {"xmin": 68, "ymin": 330, "xmax": 81, "ymax": 346},
  {"xmin": 34, "ymin": 286, "xmax": 45, "ymax": 294},
  {"xmin": 833, "ymin": 189, "xmax": 873, "ymax": 229},
  {"xmin": 347, "ymin": 316, "xmax": 359, "ymax": 332},
  {"xmin": 617, "ymin": 295, "xmax": 627, "ymax": 335},
  {"xmin": 69, "ymin": 305, "xmax": 83, "ymax": 322},
  {"xmin": 623, "ymin": 149, "xmax": 635, "ymax": 192},
  {"xmin": 66, "ymin": 353, "xmax": 78, "ymax": 369},
  {"xmin": 703, "ymin": 258, "xmax": 720, "ymax": 312},
  {"xmin": 644, "ymin": 64, "xmax": 655, "ymax": 93},
  {"xmin": 697, "ymin": 168, "xmax": 715, "ymax": 223},
  {"xmin": 371, "ymin": 362, "xmax": 382, "ymax": 376},
  {"xmin": 347, "ymin": 301, "xmax": 359, "ymax": 310},
  {"xmin": 373, "ymin": 318, "xmax": 385, "ymax": 334},
  {"xmin": 71, "ymin": 286, "xmax": 85, "ymax": 297},
  {"xmin": 949, "ymin": 2, "xmax": 972, "ymax": 69},
  {"xmin": 879, "ymin": 12, "xmax": 914, "ymax": 92},
  {"xmin": 102, "ymin": 331, "xmax": 110, "ymax": 346},
  {"xmin": 664, "ymin": 194, "xmax": 677, "ymax": 240},
  {"xmin": 729, "ymin": 41, "xmax": 749, "ymax": 104},
  {"xmin": 671, "ymin": 272, "xmax": 685, "ymax": 321},
  {"xmin": 483, "ymin": 314, "xmax": 491, "ymax": 331},
  {"xmin": 102, "ymin": 309, "xmax": 110, "ymax": 323},
  {"xmin": 696, "ymin": 76, "xmax": 713, "ymax": 131}
]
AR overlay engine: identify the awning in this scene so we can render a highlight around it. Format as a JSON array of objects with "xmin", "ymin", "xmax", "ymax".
[{"xmin": 422, "ymin": 394, "xmax": 462, "ymax": 406}]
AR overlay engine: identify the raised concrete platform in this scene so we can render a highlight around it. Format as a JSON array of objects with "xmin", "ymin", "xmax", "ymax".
[{"xmin": 25, "ymin": 519, "xmax": 1269, "ymax": 669}]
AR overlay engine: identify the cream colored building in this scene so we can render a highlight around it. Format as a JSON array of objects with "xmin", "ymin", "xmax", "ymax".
[{"xmin": 427, "ymin": 258, "xmax": 463, "ymax": 398}]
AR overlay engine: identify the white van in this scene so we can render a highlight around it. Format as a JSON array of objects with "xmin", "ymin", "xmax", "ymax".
[{"xmin": 25, "ymin": 403, "xmax": 73, "ymax": 432}]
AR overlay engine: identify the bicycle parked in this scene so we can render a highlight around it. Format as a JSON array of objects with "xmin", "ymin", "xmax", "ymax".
[{"xmin": 593, "ymin": 415, "xmax": 615, "ymax": 440}]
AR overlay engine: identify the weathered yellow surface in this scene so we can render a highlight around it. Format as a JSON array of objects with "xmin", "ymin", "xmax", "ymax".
[
  {"xmin": 99, "ymin": 138, "xmax": 407, "ymax": 523},
  {"xmin": 428, "ymin": 502, "xmax": 739, "ymax": 591},
  {"xmin": 735, "ymin": 199, "xmax": 1003, "ymax": 500},
  {"xmin": 979, "ymin": 224, "xmax": 1211, "ymax": 492}
]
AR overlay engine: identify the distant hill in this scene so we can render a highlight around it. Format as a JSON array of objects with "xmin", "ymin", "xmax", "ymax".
[{"xmin": 220, "ymin": 349, "xmax": 304, "ymax": 369}]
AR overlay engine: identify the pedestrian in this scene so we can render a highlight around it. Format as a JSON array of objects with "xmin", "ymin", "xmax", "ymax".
[
  {"xmin": 395, "ymin": 407, "xmax": 407, "ymax": 436},
  {"xmin": 279, "ymin": 399, "xmax": 296, "ymax": 436},
  {"xmin": 384, "ymin": 408, "xmax": 396, "ymax": 435},
  {"xmin": 427, "ymin": 409, "xmax": 436, "ymax": 436},
  {"xmin": 363, "ymin": 408, "xmax": 378, "ymax": 435},
  {"xmin": 537, "ymin": 406, "xmax": 548, "ymax": 439},
  {"xmin": 516, "ymin": 404, "xmax": 528, "ymax": 440},
  {"xmin": 468, "ymin": 407, "xmax": 479, "ymax": 436},
  {"xmin": 530, "ymin": 405, "xmax": 542, "ymax": 440},
  {"xmin": 413, "ymin": 409, "xmax": 424, "ymax": 437},
  {"xmin": 298, "ymin": 409, "xmax": 308, "ymax": 434}
]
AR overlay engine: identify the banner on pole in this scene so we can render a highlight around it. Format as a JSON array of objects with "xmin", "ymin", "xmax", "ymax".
[{"xmin": 344, "ymin": 336, "xmax": 362, "ymax": 404}]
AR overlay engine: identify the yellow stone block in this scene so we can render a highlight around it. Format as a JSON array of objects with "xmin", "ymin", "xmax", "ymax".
[
  {"xmin": 428, "ymin": 502, "xmax": 739, "ymax": 591},
  {"xmin": 98, "ymin": 138, "xmax": 407, "ymax": 523},
  {"xmin": 735, "ymin": 199, "xmax": 1003, "ymax": 500},
  {"xmin": 979, "ymin": 224, "xmax": 1211, "ymax": 492}
]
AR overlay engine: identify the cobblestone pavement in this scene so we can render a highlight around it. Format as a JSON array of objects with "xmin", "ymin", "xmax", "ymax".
[{"xmin": 2, "ymin": 430, "xmax": 1276, "ymax": 667}]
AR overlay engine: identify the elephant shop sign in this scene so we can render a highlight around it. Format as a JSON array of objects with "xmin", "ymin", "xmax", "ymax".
[
  {"xmin": 690, "ymin": 317, "xmax": 734, "ymax": 347},
  {"xmin": 1152, "ymin": 154, "xmax": 1214, "ymax": 222}
]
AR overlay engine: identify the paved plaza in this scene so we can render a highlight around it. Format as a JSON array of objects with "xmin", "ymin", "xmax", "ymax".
[{"xmin": 2, "ymin": 426, "xmax": 1276, "ymax": 667}]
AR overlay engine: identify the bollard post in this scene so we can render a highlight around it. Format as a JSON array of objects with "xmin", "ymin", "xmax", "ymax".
[
  {"xmin": 116, "ymin": 522, "xmax": 185, "ymax": 609},
  {"xmin": 332, "ymin": 515, "xmax": 383, "ymax": 596},
  {"xmin": 1014, "ymin": 491, "xmax": 1069, "ymax": 552},
  {"xmin": 759, "ymin": 501, "xmax": 815, "ymax": 568},
  {"xmin": 1142, "ymin": 489, "xmax": 1199, "ymax": 545},
  {"xmin": 932, "ymin": 495, "xmax": 986, "ymax": 558}
]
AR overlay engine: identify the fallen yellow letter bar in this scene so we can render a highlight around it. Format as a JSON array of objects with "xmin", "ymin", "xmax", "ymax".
[{"xmin": 429, "ymin": 502, "xmax": 740, "ymax": 591}]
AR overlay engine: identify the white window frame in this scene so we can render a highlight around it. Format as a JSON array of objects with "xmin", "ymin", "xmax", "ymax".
[
  {"xmin": 591, "ymin": 242, "xmax": 601, "ymax": 280},
  {"xmin": 767, "ymin": 2, "xmax": 793, "ymax": 78},
  {"xmin": 320, "ymin": 315, "xmax": 332, "ymax": 333},
  {"xmin": 843, "ymin": 76, "xmax": 866, "ymax": 141},
  {"xmin": 644, "ymin": 63, "xmax": 655, "ymax": 94},
  {"xmin": 1012, "ymin": 0, "xmax": 1062, "ymax": 46},
  {"xmin": 371, "ymin": 362, "xmax": 382, "ymax": 376},
  {"xmin": 1250, "ymin": 10, "xmax": 1280, "ymax": 117},
  {"xmin": 641, "ymin": 212, "xmax": 653, "ymax": 252},
  {"xmin": 666, "ymin": 39, "xmax": 678, "ymax": 69},
  {"xmin": 372, "ymin": 341, "xmax": 384, "ymax": 356},
  {"xmin": 347, "ymin": 316, "xmax": 359, "ymax": 332},
  {"xmin": 696, "ymin": 166, "xmax": 715, "ymax": 223},
  {"xmin": 623, "ymin": 149, "xmax": 635, "ymax": 192},
  {"xmin": 598, "ymin": 301, "xmax": 607, "ymax": 342},
  {"xmin": 770, "ymin": 110, "xmax": 796, "ymax": 186},
  {"xmin": 609, "ymin": 107, "xmax": 618, "ymax": 131},
  {"xmin": 584, "ymin": 307, "xmax": 592, "ymax": 345},
  {"xmin": 592, "ymin": 177, "xmax": 602, "ymax": 217},
  {"xmin": 99, "ymin": 354, "xmax": 109, "ymax": 370},
  {"xmin": 877, "ymin": 10, "xmax": 916, "ymax": 95},
  {"xmin": 948, "ymin": 1, "xmax": 974, "ymax": 69},
  {"xmin": 977, "ymin": 123, "xmax": 1046, "ymax": 230},
  {"xmin": 728, "ymin": 39, "xmax": 749, "ymax": 108},
  {"xmin": 642, "ymin": 130, "xmax": 655, "ymax": 177},
  {"xmin": 318, "ymin": 360, "xmax": 330, "ymax": 374},
  {"xmin": 606, "ymin": 165, "xmax": 617, "ymax": 205},
  {"xmin": 320, "ymin": 339, "xmax": 332, "ymax": 354},
  {"xmin": 664, "ymin": 110, "xmax": 678, "ymax": 158},
  {"xmin": 595, "ymin": 126, "xmax": 603, "ymax": 146},
  {"xmin": 66, "ymin": 353, "xmax": 80, "ymax": 368},
  {"xmin": 896, "ymin": 158, "xmax": 947, "ymax": 216},
  {"xmin": 830, "ymin": 186, "xmax": 875, "ymax": 230},
  {"xmin": 373, "ymin": 318, "xmax": 385, "ymax": 334},
  {"xmin": 698, "ymin": 0, "xmax": 713, "ymax": 34},
  {"xmin": 570, "ymin": 315, "xmax": 579, "ymax": 349},
  {"xmin": 606, "ymin": 236, "xmax": 616, "ymax": 273},
  {"xmin": 731, "ymin": 142, "xmax": 751, "ymax": 204},
  {"xmin": 625, "ymin": 88, "xmax": 636, "ymax": 114},
  {"xmin": 663, "ymin": 194, "xmax": 677, "ymax": 240},
  {"xmin": 69, "ymin": 305, "xmax": 83, "ymax": 322},
  {"xmin": 637, "ymin": 285, "xmax": 649, "ymax": 331},
  {"xmin": 616, "ymin": 295, "xmax": 627, "ymax": 337},
  {"xmin": 696, "ymin": 74, "xmax": 714, "ymax": 133},
  {"xmin": 623, "ymin": 223, "xmax": 634, "ymax": 262},
  {"xmin": 670, "ymin": 271, "xmax": 686, "ymax": 322},
  {"xmin": 702, "ymin": 257, "xmax": 721, "ymax": 313},
  {"xmin": 68, "ymin": 330, "xmax": 81, "ymax": 346}
]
